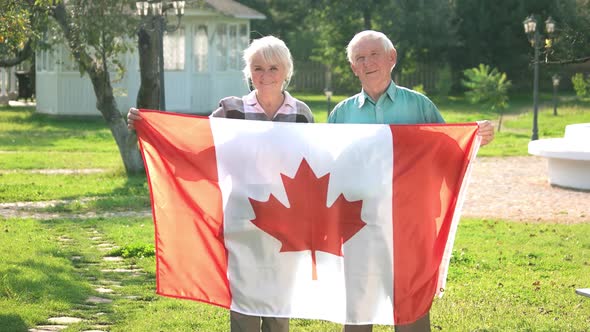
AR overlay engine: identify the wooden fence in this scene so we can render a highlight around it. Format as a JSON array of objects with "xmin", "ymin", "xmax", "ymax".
[
  {"xmin": 290, "ymin": 61, "xmax": 441, "ymax": 94},
  {"xmin": 395, "ymin": 64, "xmax": 440, "ymax": 93},
  {"xmin": 290, "ymin": 61, "xmax": 329, "ymax": 92}
]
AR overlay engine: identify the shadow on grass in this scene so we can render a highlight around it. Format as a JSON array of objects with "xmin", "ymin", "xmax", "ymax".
[
  {"xmin": 53, "ymin": 174, "xmax": 149, "ymax": 203},
  {"xmin": 0, "ymin": 257, "xmax": 94, "ymax": 307},
  {"xmin": 88, "ymin": 178, "xmax": 151, "ymax": 212},
  {"xmin": 0, "ymin": 106, "xmax": 113, "ymax": 151},
  {"xmin": 0, "ymin": 129, "xmax": 113, "ymax": 150},
  {"xmin": 0, "ymin": 106, "xmax": 106, "ymax": 128},
  {"xmin": 0, "ymin": 314, "xmax": 28, "ymax": 332}
]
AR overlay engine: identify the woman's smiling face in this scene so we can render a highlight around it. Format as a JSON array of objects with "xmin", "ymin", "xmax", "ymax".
[{"xmin": 249, "ymin": 52, "xmax": 287, "ymax": 95}]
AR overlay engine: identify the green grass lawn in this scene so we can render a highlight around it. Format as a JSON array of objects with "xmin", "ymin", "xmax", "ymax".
[
  {"xmin": 0, "ymin": 217, "xmax": 588, "ymax": 331},
  {"xmin": 0, "ymin": 96, "xmax": 588, "ymax": 208},
  {"xmin": 0, "ymin": 95, "xmax": 589, "ymax": 331},
  {"xmin": 1, "ymin": 94, "xmax": 588, "ymax": 174}
]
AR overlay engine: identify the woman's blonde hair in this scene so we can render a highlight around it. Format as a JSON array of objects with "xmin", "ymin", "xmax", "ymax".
[{"xmin": 243, "ymin": 36, "xmax": 294, "ymax": 90}]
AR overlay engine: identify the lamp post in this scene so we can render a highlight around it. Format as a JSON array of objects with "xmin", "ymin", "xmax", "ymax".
[
  {"xmin": 552, "ymin": 74, "xmax": 560, "ymax": 116},
  {"xmin": 136, "ymin": 0, "xmax": 185, "ymax": 111},
  {"xmin": 523, "ymin": 15, "xmax": 556, "ymax": 141},
  {"xmin": 324, "ymin": 68, "xmax": 333, "ymax": 120},
  {"xmin": 324, "ymin": 88, "xmax": 333, "ymax": 119}
]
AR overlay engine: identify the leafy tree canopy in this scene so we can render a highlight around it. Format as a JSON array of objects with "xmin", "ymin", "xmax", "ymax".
[{"xmin": 0, "ymin": 0, "xmax": 54, "ymax": 67}]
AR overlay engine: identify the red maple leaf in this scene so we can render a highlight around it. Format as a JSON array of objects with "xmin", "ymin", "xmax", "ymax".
[{"xmin": 249, "ymin": 158, "xmax": 366, "ymax": 280}]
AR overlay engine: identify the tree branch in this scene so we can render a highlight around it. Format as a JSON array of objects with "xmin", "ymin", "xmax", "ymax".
[
  {"xmin": 545, "ymin": 56, "xmax": 590, "ymax": 65},
  {"xmin": 0, "ymin": 40, "xmax": 34, "ymax": 67},
  {"xmin": 51, "ymin": 3, "xmax": 96, "ymax": 76}
]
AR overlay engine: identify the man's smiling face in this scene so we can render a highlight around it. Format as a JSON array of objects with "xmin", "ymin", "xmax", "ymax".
[{"xmin": 350, "ymin": 38, "xmax": 397, "ymax": 93}]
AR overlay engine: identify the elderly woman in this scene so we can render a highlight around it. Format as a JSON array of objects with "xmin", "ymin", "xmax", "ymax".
[
  {"xmin": 127, "ymin": 35, "xmax": 313, "ymax": 332},
  {"xmin": 209, "ymin": 36, "xmax": 313, "ymax": 123},
  {"xmin": 128, "ymin": 35, "xmax": 313, "ymax": 126}
]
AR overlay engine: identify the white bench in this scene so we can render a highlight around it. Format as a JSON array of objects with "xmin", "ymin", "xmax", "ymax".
[
  {"xmin": 577, "ymin": 288, "xmax": 590, "ymax": 298},
  {"xmin": 528, "ymin": 123, "xmax": 590, "ymax": 190}
]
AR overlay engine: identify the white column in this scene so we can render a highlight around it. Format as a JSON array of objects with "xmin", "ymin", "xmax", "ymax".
[
  {"xmin": 0, "ymin": 68, "xmax": 6, "ymax": 95},
  {"xmin": 8, "ymin": 67, "xmax": 18, "ymax": 100},
  {"xmin": 0, "ymin": 68, "xmax": 9, "ymax": 105}
]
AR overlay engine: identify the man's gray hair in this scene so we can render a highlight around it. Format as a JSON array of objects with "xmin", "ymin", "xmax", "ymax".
[
  {"xmin": 346, "ymin": 30, "xmax": 395, "ymax": 63},
  {"xmin": 243, "ymin": 36, "xmax": 294, "ymax": 89}
]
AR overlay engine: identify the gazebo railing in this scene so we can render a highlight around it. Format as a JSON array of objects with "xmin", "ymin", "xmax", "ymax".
[{"xmin": 0, "ymin": 66, "xmax": 19, "ymax": 105}]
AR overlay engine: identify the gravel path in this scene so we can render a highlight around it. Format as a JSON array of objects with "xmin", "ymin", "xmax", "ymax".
[
  {"xmin": 1, "ymin": 156, "xmax": 588, "ymax": 223},
  {"xmin": 462, "ymin": 156, "xmax": 589, "ymax": 224}
]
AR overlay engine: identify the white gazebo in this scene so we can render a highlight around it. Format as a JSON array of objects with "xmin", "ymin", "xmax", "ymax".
[{"xmin": 35, "ymin": 0, "xmax": 265, "ymax": 116}]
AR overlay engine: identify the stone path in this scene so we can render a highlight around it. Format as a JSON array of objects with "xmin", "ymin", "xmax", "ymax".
[
  {"xmin": 0, "ymin": 168, "xmax": 105, "ymax": 175},
  {"xmin": 28, "ymin": 227, "xmax": 147, "ymax": 332},
  {"xmin": 0, "ymin": 199, "xmax": 150, "ymax": 220}
]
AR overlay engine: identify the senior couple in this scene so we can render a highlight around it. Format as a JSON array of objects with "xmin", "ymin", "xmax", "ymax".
[{"xmin": 128, "ymin": 31, "xmax": 494, "ymax": 332}]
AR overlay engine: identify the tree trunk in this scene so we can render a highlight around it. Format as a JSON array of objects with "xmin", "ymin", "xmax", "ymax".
[
  {"xmin": 136, "ymin": 18, "xmax": 161, "ymax": 110},
  {"xmin": 89, "ymin": 67, "xmax": 145, "ymax": 174},
  {"xmin": 52, "ymin": 3, "xmax": 144, "ymax": 174}
]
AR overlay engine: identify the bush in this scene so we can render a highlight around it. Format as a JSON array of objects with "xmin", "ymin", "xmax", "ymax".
[
  {"xmin": 108, "ymin": 243, "xmax": 155, "ymax": 258},
  {"xmin": 571, "ymin": 73, "xmax": 590, "ymax": 98},
  {"xmin": 461, "ymin": 64, "xmax": 511, "ymax": 131},
  {"xmin": 412, "ymin": 84, "xmax": 426, "ymax": 95},
  {"xmin": 435, "ymin": 64, "xmax": 453, "ymax": 97}
]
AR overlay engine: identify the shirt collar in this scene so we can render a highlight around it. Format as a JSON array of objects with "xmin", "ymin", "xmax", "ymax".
[
  {"xmin": 244, "ymin": 90, "xmax": 296, "ymax": 111},
  {"xmin": 357, "ymin": 81, "xmax": 397, "ymax": 108},
  {"xmin": 282, "ymin": 91, "xmax": 297, "ymax": 109},
  {"xmin": 244, "ymin": 90, "xmax": 258, "ymax": 106}
]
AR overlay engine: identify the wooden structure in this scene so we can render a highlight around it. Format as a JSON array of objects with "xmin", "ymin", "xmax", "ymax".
[{"xmin": 35, "ymin": 0, "xmax": 265, "ymax": 116}]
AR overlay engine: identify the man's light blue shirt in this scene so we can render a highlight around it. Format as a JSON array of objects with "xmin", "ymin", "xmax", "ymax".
[{"xmin": 328, "ymin": 81, "xmax": 445, "ymax": 125}]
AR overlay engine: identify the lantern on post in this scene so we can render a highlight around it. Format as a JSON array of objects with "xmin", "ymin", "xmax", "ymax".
[
  {"xmin": 552, "ymin": 74, "xmax": 560, "ymax": 116},
  {"xmin": 523, "ymin": 15, "xmax": 557, "ymax": 140}
]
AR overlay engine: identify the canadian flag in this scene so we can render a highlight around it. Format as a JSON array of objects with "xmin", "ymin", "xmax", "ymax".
[{"xmin": 135, "ymin": 110, "xmax": 479, "ymax": 326}]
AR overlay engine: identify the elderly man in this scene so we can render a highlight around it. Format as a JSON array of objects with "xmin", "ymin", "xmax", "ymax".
[
  {"xmin": 329, "ymin": 30, "xmax": 494, "ymax": 144},
  {"xmin": 329, "ymin": 30, "xmax": 494, "ymax": 332}
]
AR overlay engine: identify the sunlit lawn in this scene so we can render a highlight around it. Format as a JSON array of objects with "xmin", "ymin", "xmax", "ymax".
[
  {"xmin": 0, "ymin": 95, "xmax": 588, "ymax": 205},
  {"xmin": 1, "ymin": 217, "xmax": 588, "ymax": 331},
  {"xmin": 0, "ymin": 95, "xmax": 589, "ymax": 331}
]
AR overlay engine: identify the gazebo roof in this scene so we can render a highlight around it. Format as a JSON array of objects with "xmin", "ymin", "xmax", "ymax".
[
  {"xmin": 198, "ymin": 0, "xmax": 266, "ymax": 20},
  {"xmin": 60, "ymin": 0, "xmax": 266, "ymax": 20}
]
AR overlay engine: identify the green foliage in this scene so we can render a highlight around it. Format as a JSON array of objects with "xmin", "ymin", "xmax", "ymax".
[
  {"xmin": 462, "ymin": 64, "xmax": 512, "ymax": 111},
  {"xmin": 305, "ymin": 0, "xmax": 459, "ymax": 93},
  {"xmin": 56, "ymin": 0, "xmax": 138, "ymax": 76},
  {"xmin": 244, "ymin": 0, "xmax": 590, "ymax": 92},
  {"xmin": 549, "ymin": 0, "xmax": 590, "ymax": 66},
  {"xmin": 0, "ymin": 2, "xmax": 30, "ymax": 54},
  {"xmin": 412, "ymin": 84, "xmax": 426, "ymax": 95},
  {"xmin": 571, "ymin": 73, "xmax": 590, "ymax": 98},
  {"xmin": 108, "ymin": 243, "xmax": 155, "ymax": 258},
  {"xmin": 435, "ymin": 64, "xmax": 453, "ymax": 97},
  {"xmin": 0, "ymin": 0, "xmax": 54, "ymax": 62}
]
